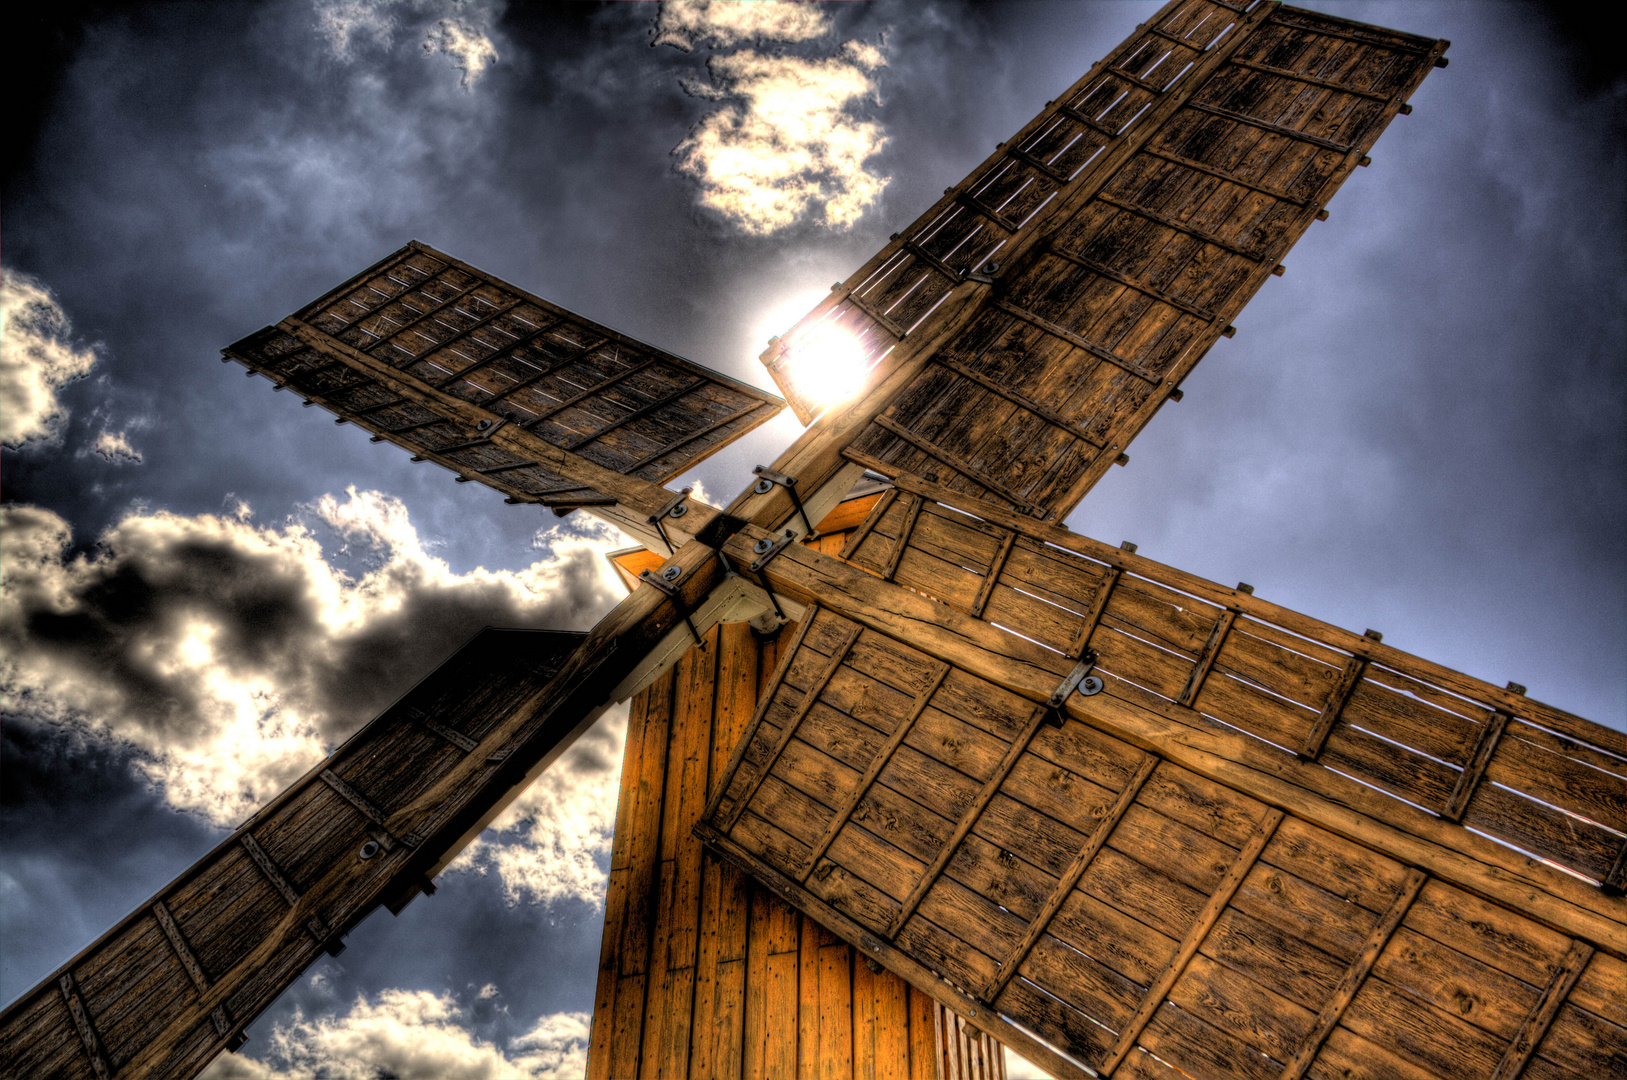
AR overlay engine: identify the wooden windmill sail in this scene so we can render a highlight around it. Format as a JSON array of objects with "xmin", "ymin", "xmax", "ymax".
[{"xmin": 4, "ymin": 3, "xmax": 1623, "ymax": 1079}]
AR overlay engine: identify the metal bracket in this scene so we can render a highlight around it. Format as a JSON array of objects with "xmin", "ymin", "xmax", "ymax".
[
  {"xmin": 639, "ymin": 567, "xmax": 705, "ymax": 649},
  {"xmin": 647, "ymin": 486, "xmax": 692, "ymax": 554},
  {"xmin": 749, "ymin": 529, "xmax": 798, "ymax": 573},
  {"xmin": 720, "ymin": 550, "xmax": 786, "ymax": 626},
  {"xmin": 1045, "ymin": 650, "xmax": 1102, "ymax": 725},
  {"xmin": 752, "ymin": 466, "xmax": 817, "ymax": 538}
]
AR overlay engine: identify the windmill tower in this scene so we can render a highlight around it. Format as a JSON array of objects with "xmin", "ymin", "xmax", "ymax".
[{"xmin": 3, "ymin": 3, "xmax": 1623, "ymax": 1079}]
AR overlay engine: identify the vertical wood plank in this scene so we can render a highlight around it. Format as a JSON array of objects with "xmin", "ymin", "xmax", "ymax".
[
  {"xmin": 1099, "ymin": 808, "xmax": 1285, "ymax": 1074},
  {"xmin": 819, "ymin": 934, "xmax": 855, "ymax": 1079},
  {"xmin": 908, "ymin": 987, "xmax": 938, "ymax": 1080},
  {"xmin": 633, "ymin": 670, "xmax": 678, "ymax": 1078},
  {"xmin": 841, "ymin": 488, "xmax": 901, "ymax": 561},
  {"xmin": 799, "ymin": 916, "xmax": 822, "ymax": 1080},
  {"xmin": 1066, "ymin": 565, "xmax": 1120, "ymax": 659}
]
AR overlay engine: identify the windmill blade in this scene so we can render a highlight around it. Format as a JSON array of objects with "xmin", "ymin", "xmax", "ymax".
[
  {"xmin": 746, "ymin": 0, "xmax": 1448, "ymax": 528},
  {"xmin": 699, "ymin": 475, "xmax": 1627, "ymax": 1080},
  {"xmin": 0, "ymin": 529, "xmax": 752, "ymax": 1080},
  {"xmin": 224, "ymin": 241, "xmax": 783, "ymax": 549}
]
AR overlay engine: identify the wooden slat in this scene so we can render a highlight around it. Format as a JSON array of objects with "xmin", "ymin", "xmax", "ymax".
[
  {"xmin": 887, "ymin": 703, "xmax": 1056, "ymax": 936},
  {"xmin": 1142, "ymin": 145, "xmax": 1312, "ymax": 205},
  {"xmin": 1280, "ymin": 868, "xmax": 1427, "ymax": 1079},
  {"xmin": 984, "ymin": 753, "xmax": 1158, "ymax": 1001},
  {"xmin": 1098, "ymin": 808, "xmax": 1284, "ymax": 1075},
  {"xmin": 1067, "ymin": 564, "xmax": 1121, "ymax": 659},
  {"xmin": 933, "ymin": 354, "xmax": 1102, "ymax": 444},
  {"xmin": 1490, "ymin": 940, "xmax": 1596, "ymax": 1080}
]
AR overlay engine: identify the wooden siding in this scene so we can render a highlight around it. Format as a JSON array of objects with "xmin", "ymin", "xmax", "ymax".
[
  {"xmin": 755, "ymin": 0, "xmax": 1447, "ymax": 523},
  {"xmin": 224, "ymin": 241, "xmax": 782, "ymax": 515},
  {"xmin": 589, "ymin": 519, "xmax": 1007, "ymax": 1080},
  {"xmin": 701, "ymin": 478, "xmax": 1625, "ymax": 1080},
  {"xmin": 0, "ymin": 630, "xmax": 584, "ymax": 1080}
]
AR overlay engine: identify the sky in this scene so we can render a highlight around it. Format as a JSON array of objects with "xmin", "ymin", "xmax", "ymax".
[{"xmin": 2, "ymin": 2, "xmax": 1623, "ymax": 1078}]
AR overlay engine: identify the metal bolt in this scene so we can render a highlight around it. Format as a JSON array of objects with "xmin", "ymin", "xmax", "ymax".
[
  {"xmin": 754, "ymin": 478, "xmax": 774, "ymax": 495},
  {"xmin": 753, "ymin": 537, "xmax": 774, "ymax": 554},
  {"xmin": 1080, "ymin": 676, "xmax": 1104, "ymax": 696},
  {"xmin": 668, "ymin": 502, "xmax": 687, "ymax": 518},
  {"xmin": 359, "ymin": 840, "xmax": 381, "ymax": 860},
  {"xmin": 983, "ymin": 261, "xmax": 1001, "ymax": 275},
  {"xmin": 476, "ymin": 419, "xmax": 492, "ymax": 431},
  {"xmin": 661, "ymin": 565, "xmax": 682, "ymax": 582}
]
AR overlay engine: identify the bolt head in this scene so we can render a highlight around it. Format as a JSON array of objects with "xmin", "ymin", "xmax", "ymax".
[
  {"xmin": 754, "ymin": 478, "xmax": 774, "ymax": 495},
  {"xmin": 753, "ymin": 538, "xmax": 773, "ymax": 554},
  {"xmin": 1080, "ymin": 675, "xmax": 1104, "ymax": 696},
  {"xmin": 359, "ymin": 841, "xmax": 380, "ymax": 860},
  {"xmin": 661, "ymin": 565, "xmax": 682, "ymax": 582}
]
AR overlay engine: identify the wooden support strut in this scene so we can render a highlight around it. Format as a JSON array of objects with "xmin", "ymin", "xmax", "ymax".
[
  {"xmin": 520, "ymin": 357, "xmax": 660, "ymax": 430},
  {"xmin": 1094, "ymin": 191, "xmax": 1268, "ymax": 262},
  {"xmin": 416, "ymin": 712, "xmax": 479, "ymax": 753},
  {"xmin": 838, "ymin": 285, "xmax": 910, "ymax": 340},
  {"xmin": 405, "ymin": 296, "xmax": 528, "ymax": 376},
  {"xmin": 1067, "ymin": 565, "xmax": 1121, "ymax": 660},
  {"xmin": 1277, "ymin": 868, "xmax": 1428, "ymax": 1080},
  {"xmin": 1224, "ymin": 57, "xmax": 1391, "ymax": 102},
  {"xmin": 59, "ymin": 971, "xmax": 112, "ymax": 1080},
  {"xmin": 721, "ymin": 619, "xmax": 862, "ymax": 832},
  {"xmin": 358, "ymin": 278, "xmax": 483, "ymax": 353},
  {"xmin": 1441, "ymin": 709, "xmax": 1511, "ymax": 822},
  {"xmin": 1488, "ymin": 939, "xmax": 1596, "ymax": 1080},
  {"xmin": 1045, "ymin": 241, "xmax": 1216, "ymax": 321},
  {"xmin": 883, "ymin": 493, "xmax": 926, "ymax": 581},
  {"xmin": 152, "ymin": 899, "xmax": 234, "ymax": 1038},
  {"xmin": 970, "ymin": 530, "xmax": 1018, "ymax": 618},
  {"xmin": 991, "ymin": 298, "xmax": 1159, "ymax": 383},
  {"xmin": 863, "ymin": 420, "xmax": 1040, "ymax": 514},
  {"xmin": 932, "ymin": 355, "xmax": 1103, "ymax": 446},
  {"xmin": 319, "ymin": 768, "xmax": 415, "ymax": 849},
  {"xmin": 239, "ymin": 833, "xmax": 335, "ymax": 948},
  {"xmin": 886, "ymin": 702, "xmax": 1061, "ymax": 938},
  {"xmin": 428, "ymin": 309, "xmax": 559, "ymax": 387},
  {"xmin": 799, "ymin": 662, "xmax": 953, "ymax": 882},
  {"xmin": 1141, "ymin": 145, "xmax": 1311, "ymax": 206},
  {"xmin": 839, "ymin": 487, "xmax": 900, "ymax": 562},
  {"xmin": 480, "ymin": 336, "xmax": 606, "ymax": 406},
  {"xmin": 1177, "ymin": 606, "xmax": 1238, "ymax": 707},
  {"xmin": 1097, "ymin": 808, "xmax": 1285, "ymax": 1075},
  {"xmin": 1298, "ymin": 653, "xmax": 1368, "ymax": 760},
  {"xmin": 1184, "ymin": 100, "xmax": 1356, "ymax": 154},
  {"xmin": 982, "ymin": 753, "xmax": 1158, "ymax": 1002}
]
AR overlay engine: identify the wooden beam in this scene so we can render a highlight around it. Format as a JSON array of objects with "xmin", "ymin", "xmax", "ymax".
[
  {"xmin": 1488, "ymin": 940, "xmax": 1595, "ymax": 1080},
  {"xmin": 1177, "ymin": 608, "xmax": 1237, "ymax": 707},
  {"xmin": 970, "ymin": 531, "xmax": 1018, "ymax": 618},
  {"xmin": 1097, "ymin": 808, "xmax": 1283, "ymax": 1075},
  {"xmin": 982, "ymin": 754, "xmax": 1157, "ymax": 1001},
  {"xmin": 1441, "ymin": 710, "xmax": 1511, "ymax": 822},
  {"xmin": 1278, "ymin": 868, "xmax": 1428, "ymax": 1079},
  {"xmin": 58, "ymin": 972, "xmax": 111, "ymax": 1080}
]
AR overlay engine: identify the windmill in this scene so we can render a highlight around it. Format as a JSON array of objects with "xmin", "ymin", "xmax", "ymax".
[{"xmin": 3, "ymin": 1, "xmax": 1623, "ymax": 1078}]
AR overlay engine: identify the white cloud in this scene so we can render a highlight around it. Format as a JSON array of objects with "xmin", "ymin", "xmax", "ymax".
[
  {"xmin": 200, "ymin": 989, "xmax": 590, "ymax": 1080},
  {"xmin": 88, "ymin": 428, "xmax": 143, "ymax": 465},
  {"xmin": 423, "ymin": 18, "xmax": 499, "ymax": 89},
  {"xmin": 0, "ymin": 489, "xmax": 623, "ymax": 827},
  {"xmin": 0, "ymin": 269, "xmax": 99, "ymax": 448},
  {"xmin": 673, "ymin": 40, "xmax": 890, "ymax": 234},
  {"xmin": 314, "ymin": 0, "xmax": 397, "ymax": 60},
  {"xmin": 651, "ymin": 0, "xmax": 830, "ymax": 52},
  {"xmin": 448, "ymin": 702, "xmax": 625, "ymax": 907}
]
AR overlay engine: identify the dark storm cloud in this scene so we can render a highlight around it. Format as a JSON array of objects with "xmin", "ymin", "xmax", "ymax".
[{"xmin": 0, "ymin": 491, "xmax": 622, "ymax": 823}]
